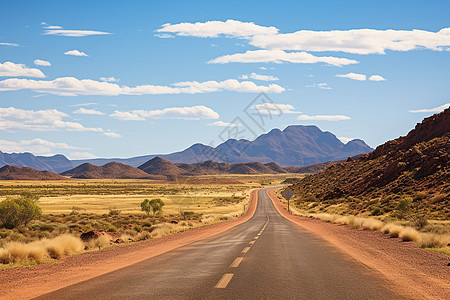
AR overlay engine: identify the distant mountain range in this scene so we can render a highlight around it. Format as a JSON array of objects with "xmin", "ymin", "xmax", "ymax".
[
  {"xmin": 0, "ymin": 125, "xmax": 373, "ymax": 172},
  {"xmin": 0, "ymin": 156, "xmax": 349, "ymax": 180}
]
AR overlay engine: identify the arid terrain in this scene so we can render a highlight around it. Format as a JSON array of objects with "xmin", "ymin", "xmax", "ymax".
[{"xmin": 0, "ymin": 174, "xmax": 301, "ymax": 268}]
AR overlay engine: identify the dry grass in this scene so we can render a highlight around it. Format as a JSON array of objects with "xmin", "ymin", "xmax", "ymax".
[
  {"xmin": 292, "ymin": 211, "xmax": 449, "ymax": 252},
  {"xmin": 0, "ymin": 234, "xmax": 83, "ymax": 264},
  {"xmin": 399, "ymin": 227, "xmax": 421, "ymax": 242}
]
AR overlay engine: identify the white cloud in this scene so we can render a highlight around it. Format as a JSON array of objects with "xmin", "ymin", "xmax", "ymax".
[
  {"xmin": 250, "ymin": 27, "xmax": 450, "ymax": 54},
  {"xmin": 305, "ymin": 82, "xmax": 331, "ymax": 90},
  {"xmin": 99, "ymin": 77, "xmax": 119, "ymax": 82},
  {"xmin": 208, "ymin": 121, "xmax": 238, "ymax": 127},
  {"xmin": 44, "ymin": 25, "xmax": 63, "ymax": 29},
  {"xmin": 408, "ymin": 103, "xmax": 450, "ymax": 113},
  {"xmin": 0, "ymin": 42, "xmax": 19, "ymax": 47},
  {"xmin": 70, "ymin": 102, "xmax": 98, "ymax": 107},
  {"xmin": 297, "ymin": 114, "xmax": 350, "ymax": 121},
  {"xmin": 69, "ymin": 152, "xmax": 98, "ymax": 159},
  {"xmin": 43, "ymin": 29, "xmax": 111, "ymax": 37},
  {"xmin": 208, "ymin": 50, "xmax": 358, "ymax": 66},
  {"xmin": 369, "ymin": 75, "xmax": 386, "ymax": 81},
  {"xmin": 64, "ymin": 50, "xmax": 88, "ymax": 57},
  {"xmin": 154, "ymin": 33, "xmax": 174, "ymax": 39},
  {"xmin": 336, "ymin": 72, "xmax": 366, "ymax": 81},
  {"xmin": 0, "ymin": 61, "xmax": 45, "ymax": 78},
  {"xmin": 111, "ymin": 106, "xmax": 219, "ymax": 121},
  {"xmin": 251, "ymin": 103, "xmax": 300, "ymax": 114},
  {"xmin": 73, "ymin": 108, "xmax": 105, "ymax": 115},
  {"xmin": 156, "ymin": 19, "xmax": 278, "ymax": 38},
  {"xmin": 0, "ymin": 138, "xmax": 80, "ymax": 154},
  {"xmin": 0, "ymin": 107, "xmax": 119, "ymax": 138},
  {"xmin": 0, "ymin": 77, "xmax": 284, "ymax": 96},
  {"xmin": 103, "ymin": 131, "xmax": 122, "ymax": 138},
  {"xmin": 34, "ymin": 59, "xmax": 51, "ymax": 67},
  {"xmin": 338, "ymin": 137, "xmax": 354, "ymax": 144},
  {"xmin": 240, "ymin": 72, "xmax": 279, "ymax": 81}
]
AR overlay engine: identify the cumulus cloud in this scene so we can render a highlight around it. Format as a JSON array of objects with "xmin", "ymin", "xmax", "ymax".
[
  {"xmin": 305, "ymin": 82, "xmax": 331, "ymax": 90},
  {"xmin": 251, "ymin": 103, "xmax": 300, "ymax": 114},
  {"xmin": 0, "ymin": 107, "xmax": 119, "ymax": 138},
  {"xmin": 209, "ymin": 50, "xmax": 358, "ymax": 66},
  {"xmin": 73, "ymin": 108, "xmax": 105, "ymax": 115},
  {"xmin": 408, "ymin": 103, "xmax": 450, "ymax": 113},
  {"xmin": 250, "ymin": 27, "xmax": 450, "ymax": 54},
  {"xmin": 156, "ymin": 19, "xmax": 278, "ymax": 38},
  {"xmin": 336, "ymin": 72, "xmax": 367, "ymax": 81},
  {"xmin": 103, "ymin": 131, "xmax": 122, "ymax": 138},
  {"xmin": 0, "ymin": 77, "xmax": 284, "ymax": 96},
  {"xmin": 368, "ymin": 75, "xmax": 386, "ymax": 81},
  {"xmin": 208, "ymin": 121, "xmax": 238, "ymax": 127},
  {"xmin": 0, "ymin": 42, "xmax": 19, "ymax": 47},
  {"xmin": 240, "ymin": 73, "xmax": 279, "ymax": 81},
  {"xmin": 111, "ymin": 106, "xmax": 219, "ymax": 121},
  {"xmin": 0, "ymin": 61, "xmax": 46, "ymax": 78},
  {"xmin": 297, "ymin": 114, "xmax": 350, "ymax": 121},
  {"xmin": 0, "ymin": 138, "xmax": 80, "ymax": 154},
  {"xmin": 34, "ymin": 59, "xmax": 51, "ymax": 67},
  {"xmin": 99, "ymin": 77, "xmax": 119, "ymax": 82},
  {"xmin": 64, "ymin": 50, "xmax": 88, "ymax": 56}
]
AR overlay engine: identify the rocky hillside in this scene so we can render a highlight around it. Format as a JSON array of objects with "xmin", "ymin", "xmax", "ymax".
[
  {"xmin": 61, "ymin": 162, "xmax": 160, "ymax": 179},
  {"xmin": 0, "ymin": 165, "xmax": 66, "ymax": 180},
  {"xmin": 138, "ymin": 157, "xmax": 313, "ymax": 176},
  {"xmin": 289, "ymin": 108, "xmax": 450, "ymax": 219}
]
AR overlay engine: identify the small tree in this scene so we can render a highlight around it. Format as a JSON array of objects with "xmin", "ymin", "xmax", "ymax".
[
  {"xmin": 0, "ymin": 192, "xmax": 42, "ymax": 229},
  {"xmin": 141, "ymin": 198, "xmax": 165, "ymax": 216}
]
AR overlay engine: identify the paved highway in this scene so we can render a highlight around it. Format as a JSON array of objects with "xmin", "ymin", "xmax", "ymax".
[{"xmin": 39, "ymin": 188, "xmax": 402, "ymax": 299}]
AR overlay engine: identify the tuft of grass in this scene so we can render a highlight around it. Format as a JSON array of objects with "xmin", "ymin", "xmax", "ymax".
[
  {"xmin": 0, "ymin": 234, "xmax": 83, "ymax": 264},
  {"xmin": 399, "ymin": 227, "xmax": 420, "ymax": 242},
  {"xmin": 418, "ymin": 233, "xmax": 449, "ymax": 248}
]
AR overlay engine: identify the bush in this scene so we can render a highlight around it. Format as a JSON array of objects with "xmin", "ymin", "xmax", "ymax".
[
  {"xmin": 141, "ymin": 199, "xmax": 165, "ymax": 216},
  {"xmin": 0, "ymin": 193, "xmax": 42, "ymax": 229},
  {"xmin": 396, "ymin": 197, "xmax": 412, "ymax": 219}
]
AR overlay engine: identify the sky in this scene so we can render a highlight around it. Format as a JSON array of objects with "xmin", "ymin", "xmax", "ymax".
[{"xmin": 0, "ymin": 0, "xmax": 449, "ymax": 159}]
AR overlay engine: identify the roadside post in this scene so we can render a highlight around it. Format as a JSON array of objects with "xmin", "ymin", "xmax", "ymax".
[{"xmin": 281, "ymin": 187, "xmax": 294, "ymax": 214}]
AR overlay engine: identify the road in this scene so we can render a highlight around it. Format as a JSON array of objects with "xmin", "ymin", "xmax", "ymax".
[{"xmin": 39, "ymin": 188, "xmax": 402, "ymax": 299}]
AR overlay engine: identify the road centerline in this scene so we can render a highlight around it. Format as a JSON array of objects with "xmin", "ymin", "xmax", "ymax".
[{"xmin": 214, "ymin": 273, "xmax": 234, "ymax": 289}]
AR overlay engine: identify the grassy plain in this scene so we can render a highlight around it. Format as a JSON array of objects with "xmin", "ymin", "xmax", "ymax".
[{"xmin": 0, "ymin": 174, "xmax": 302, "ymax": 266}]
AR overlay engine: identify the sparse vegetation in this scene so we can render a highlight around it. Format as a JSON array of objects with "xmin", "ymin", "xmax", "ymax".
[
  {"xmin": 0, "ymin": 192, "xmax": 42, "ymax": 229},
  {"xmin": 0, "ymin": 175, "xmax": 292, "ymax": 268},
  {"xmin": 141, "ymin": 198, "xmax": 165, "ymax": 216}
]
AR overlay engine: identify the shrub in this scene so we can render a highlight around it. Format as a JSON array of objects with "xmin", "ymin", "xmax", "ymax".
[
  {"xmin": 141, "ymin": 199, "xmax": 165, "ymax": 216},
  {"xmin": 396, "ymin": 197, "xmax": 412, "ymax": 219},
  {"xmin": 0, "ymin": 193, "xmax": 42, "ymax": 229},
  {"xmin": 108, "ymin": 207, "xmax": 121, "ymax": 216}
]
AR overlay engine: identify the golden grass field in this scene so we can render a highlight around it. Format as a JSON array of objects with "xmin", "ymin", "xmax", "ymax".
[{"xmin": 0, "ymin": 174, "xmax": 304, "ymax": 266}]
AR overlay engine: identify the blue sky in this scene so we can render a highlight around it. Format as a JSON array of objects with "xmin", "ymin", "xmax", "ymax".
[{"xmin": 0, "ymin": 0, "xmax": 449, "ymax": 159}]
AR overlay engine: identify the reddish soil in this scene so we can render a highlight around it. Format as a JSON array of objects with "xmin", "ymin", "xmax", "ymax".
[
  {"xmin": 0, "ymin": 189, "xmax": 259, "ymax": 300},
  {"xmin": 268, "ymin": 189, "xmax": 450, "ymax": 300}
]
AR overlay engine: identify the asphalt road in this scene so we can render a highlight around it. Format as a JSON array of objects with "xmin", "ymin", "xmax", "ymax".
[{"xmin": 39, "ymin": 188, "xmax": 402, "ymax": 299}]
